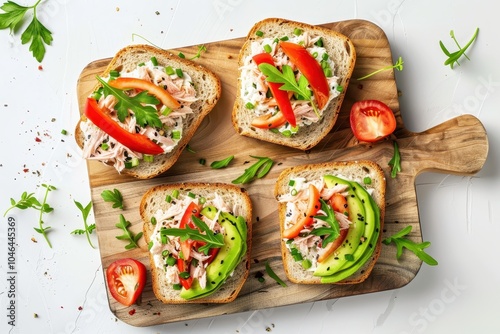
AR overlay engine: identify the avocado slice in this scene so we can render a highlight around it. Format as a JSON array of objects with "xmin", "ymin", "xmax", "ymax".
[
  {"xmin": 314, "ymin": 176, "xmax": 366, "ymax": 277},
  {"xmin": 179, "ymin": 207, "xmax": 245, "ymax": 300}
]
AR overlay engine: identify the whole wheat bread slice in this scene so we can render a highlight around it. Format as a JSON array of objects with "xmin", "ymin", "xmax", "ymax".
[
  {"xmin": 140, "ymin": 182, "xmax": 252, "ymax": 303},
  {"xmin": 75, "ymin": 44, "xmax": 221, "ymax": 179},
  {"xmin": 232, "ymin": 18, "xmax": 356, "ymax": 150},
  {"xmin": 274, "ymin": 160, "xmax": 386, "ymax": 284}
]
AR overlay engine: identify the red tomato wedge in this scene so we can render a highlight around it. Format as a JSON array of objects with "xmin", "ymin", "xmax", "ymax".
[
  {"xmin": 350, "ymin": 100, "xmax": 396, "ymax": 142},
  {"xmin": 84, "ymin": 98, "xmax": 164, "ymax": 155},
  {"xmin": 279, "ymin": 41, "xmax": 330, "ymax": 110},
  {"xmin": 108, "ymin": 77, "xmax": 181, "ymax": 110},
  {"xmin": 282, "ymin": 184, "xmax": 321, "ymax": 239},
  {"xmin": 252, "ymin": 53, "xmax": 296, "ymax": 127},
  {"xmin": 179, "ymin": 202, "xmax": 201, "ymax": 261},
  {"xmin": 317, "ymin": 193, "xmax": 349, "ymax": 263},
  {"xmin": 106, "ymin": 258, "xmax": 146, "ymax": 307}
]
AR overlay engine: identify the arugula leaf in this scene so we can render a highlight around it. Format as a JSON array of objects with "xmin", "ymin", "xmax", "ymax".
[
  {"xmin": 265, "ymin": 260, "xmax": 287, "ymax": 287},
  {"xmin": 231, "ymin": 156, "xmax": 274, "ymax": 184},
  {"xmin": 440, "ymin": 28, "xmax": 479, "ymax": 69},
  {"xmin": 388, "ymin": 141, "xmax": 401, "ymax": 178},
  {"xmin": 100, "ymin": 188, "xmax": 124, "ymax": 210},
  {"xmin": 382, "ymin": 225, "xmax": 438, "ymax": 266},
  {"xmin": 258, "ymin": 63, "xmax": 319, "ymax": 118},
  {"xmin": 115, "ymin": 214, "xmax": 143, "ymax": 250},
  {"xmin": 0, "ymin": 0, "xmax": 52, "ymax": 62},
  {"xmin": 96, "ymin": 76, "xmax": 162, "ymax": 128},
  {"xmin": 71, "ymin": 200, "xmax": 95, "ymax": 248},
  {"xmin": 311, "ymin": 199, "xmax": 340, "ymax": 247},
  {"xmin": 210, "ymin": 155, "xmax": 234, "ymax": 169},
  {"xmin": 357, "ymin": 56, "xmax": 404, "ymax": 81}
]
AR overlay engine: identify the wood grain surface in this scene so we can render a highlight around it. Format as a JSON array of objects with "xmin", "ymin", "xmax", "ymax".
[{"xmin": 76, "ymin": 19, "xmax": 488, "ymax": 326}]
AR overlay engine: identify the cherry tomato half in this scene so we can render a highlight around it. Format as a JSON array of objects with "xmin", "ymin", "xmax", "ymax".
[
  {"xmin": 349, "ymin": 100, "xmax": 396, "ymax": 142},
  {"xmin": 106, "ymin": 258, "xmax": 147, "ymax": 306}
]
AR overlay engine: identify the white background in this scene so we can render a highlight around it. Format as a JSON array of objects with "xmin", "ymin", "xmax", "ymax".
[{"xmin": 1, "ymin": 0, "xmax": 499, "ymax": 333}]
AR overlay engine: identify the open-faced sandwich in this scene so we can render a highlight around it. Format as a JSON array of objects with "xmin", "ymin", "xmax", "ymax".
[
  {"xmin": 75, "ymin": 44, "xmax": 221, "ymax": 179},
  {"xmin": 140, "ymin": 183, "xmax": 252, "ymax": 303},
  {"xmin": 274, "ymin": 160, "xmax": 385, "ymax": 284},
  {"xmin": 232, "ymin": 18, "xmax": 356, "ymax": 150}
]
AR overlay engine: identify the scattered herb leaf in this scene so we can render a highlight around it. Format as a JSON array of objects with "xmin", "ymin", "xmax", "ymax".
[
  {"xmin": 71, "ymin": 200, "xmax": 95, "ymax": 248},
  {"xmin": 190, "ymin": 45, "xmax": 207, "ymax": 60},
  {"xmin": 101, "ymin": 188, "xmax": 124, "ymax": 210},
  {"xmin": 231, "ymin": 156, "xmax": 274, "ymax": 184},
  {"xmin": 210, "ymin": 155, "xmax": 234, "ymax": 169},
  {"xmin": 439, "ymin": 27, "xmax": 479, "ymax": 69},
  {"xmin": 357, "ymin": 56, "xmax": 404, "ymax": 80},
  {"xmin": 311, "ymin": 199, "xmax": 340, "ymax": 247},
  {"xmin": 388, "ymin": 141, "xmax": 401, "ymax": 178},
  {"xmin": 265, "ymin": 260, "xmax": 287, "ymax": 287},
  {"xmin": 115, "ymin": 214, "xmax": 143, "ymax": 250},
  {"xmin": 383, "ymin": 225, "xmax": 438, "ymax": 266}
]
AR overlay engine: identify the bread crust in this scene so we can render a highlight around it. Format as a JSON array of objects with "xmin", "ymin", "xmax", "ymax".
[
  {"xmin": 232, "ymin": 18, "xmax": 356, "ymax": 150},
  {"xmin": 140, "ymin": 182, "xmax": 252, "ymax": 303},
  {"xmin": 274, "ymin": 160, "xmax": 386, "ymax": 284},
  {"xmin": 75, "ymin": 44, "xmax": 221, "ymax": 179}
]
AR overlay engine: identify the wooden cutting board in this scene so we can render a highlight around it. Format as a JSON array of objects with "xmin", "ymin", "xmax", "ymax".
[{"xmin": 76, "ymin": 19, "xmax": 488, "ymax": 326}]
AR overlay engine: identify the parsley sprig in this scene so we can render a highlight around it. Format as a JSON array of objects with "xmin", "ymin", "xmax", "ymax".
[
  {"xmin": 310, "ymin": 199, "xmax": 340, "ymax": 247},
  {"xmin": 115, "ymin": 214, "xmax": 143, "ymax": 250},
  {"xmin": 383, "ymin": 225, "xmax": 438, "ymax": 266},
  {"xmin": 258, "ymin": 63, "xmax": 320, "ymax": 118},
  {"xmin": 100, "ymin": 188, "xmax": 124, "ymax": 210},
  {"xmin": 388, "ymin": 141, "xmax": 401, "ymax": 178},
  {"xmin": 357, "ymin": 56, "xmax": 404, "ymax": 81},
  {"xmin": 71, "ymin": 200, "xmax": 96, "ymax": 248},
  {"xmin": 96, "ymin": 76, "xmax": 162, "ymax": 128},
  {"xmin": 231, "ymin": 156, "xmax": 274, "ymax": 184},
  {"xmin": 0, "ymin": 0, "xmax": 52, "ymax": 62},
  {"xmin": 440, "ymin": 28, "xmax": 479, "ymax": 69},
  {"xmin": 160, "ymin": 215, "xmax": 224, "ymax": 254}
]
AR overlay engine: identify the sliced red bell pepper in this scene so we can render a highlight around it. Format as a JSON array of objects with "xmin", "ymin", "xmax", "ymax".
[
  {"xmin": 179, "ymin": 202, "xmax": 201, "ymax": 261},
  {"xmin": 176, "ymin": 258, "xmax": 193, "ymax": 290},
  {"xmin": 279, "ymin": 41, "xmax": 330, "ymax": 110},
  {"xmin": 282, "ymin": 184, "xmax": 321, "ymax": 239},
  {"xmin": 108, "ymin": 77, "xmax": 181, "ymax": 110},
  {"xmin": 252, "ymin": 53, "xmax": 296, "ymax": 127},
  {"xmin": 251, "ymin": 110, "xmax": 287, "ymax": 129},
  {"xmin": 84, "ymin": 98, "xmax": 164, "ymax": 155}
]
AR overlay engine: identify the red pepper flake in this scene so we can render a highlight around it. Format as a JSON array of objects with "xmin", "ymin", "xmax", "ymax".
[
  {"xmin": 38, "ymin": 65, "xmax": 43, "ymax": 71},
  {"xmin": 23, "ymin": 168, "xmax": 29, "ymax": 173},
  {"xmin": 35, "ymin": 137, "xmax": 42, "ymax": 142},
  {"xmin": 78, "ymin": 306, "xmax": 83, "ymax": 311},
  {"xmin": 128, "ymin": 309, "xmax": 136, "ymax": 316}
]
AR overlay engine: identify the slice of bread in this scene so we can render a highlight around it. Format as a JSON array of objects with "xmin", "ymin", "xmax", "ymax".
[
  {"xmin": 75, "ymin": 44, "xmax": 221, "ymax": 179},
  {"xmin": 274, "ymin": 160, "xmax": 386, "ymax": 284},
  {"xmin": 232, "ymin": 18, "xmax": 356, "ymax": 150},
  {"xmin": 140, "ymin": 182, "xmax": 252, "ymax": 303}
]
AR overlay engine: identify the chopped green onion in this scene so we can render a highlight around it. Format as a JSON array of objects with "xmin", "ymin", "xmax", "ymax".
[
  {"xmin": 301, "ymin": 259, "xmax": 312, "ymax": 269},
  {"xmin": 165, "ymin": 66, "xmax": 175, "ymax": 75},
  {"xmin": 61, "ymin": 129, "xmax": 67, "ymax": 135},
  {"xmin": 314, "ymin": 38, "xmax": 324, "ymax": 47},
  {"xmin": 312, "ymin": 51, "xmax": 318, "ymax": 59},
  {"xmin": 109, "ymin": 70, "xmax": 120, "ymax": 78},
  {"xmin": 363, "ymin": 177, "xmax": 372, "ymax": 185},
  {"xmin": 162, "ymin": 106, "xmax": 173, "ymax": 116},
  {"xmin": 245, "ymin": 102, "xmax": 255, "ymax": 109},
  {"xmin": 280, "ymin": 36, "xmax": 289, "ymax": 41},
  {"xmin": 148, "ymin": 241, "xmax": 153, "ymax": 250},
  {"xmin": 199, "ymin": 197, "xmax": 206, "ymax": 205},
  {"xmin": 178, "ymin": 52, "xmax": 185, "ymax": 59},
  {"xmin": 162, "ymin": 250, "xmax": 169, "ymax": 257},
  {"xmin": 263, "ymin": 44, "xmax": 272, "ymax": 53},
  {"xmin": 322, "ymin": 53, "xmax": 329, "ymax": 61},
  {"xmin": 150, "ymin": 56, "xmax": 158, "ymax": 66},
  {"xmin": 166, "ymin": 255, "xmax": 176, "ymax": 266},
  {"xmin": 138, "ymin": 62, "xmax": 145, "ymax": 67},
  {"xmin": 188, "ymin": 192, "xmax": 196, "ymax": 199},
  {"xmin": 172, "ymin": 189, "xmax": 180, "ymax": 199},
  {"xmin": 143, "ymin": 154, "xmax": 154, "ymax": 163},
  {"xmin": 165, "ymin": 194, "xmax": 172, "ymax": 203},
  {"xmin": 293, "ymin": 28, "xmax": 303, "ymax": 36},
  {"xmin": 288, "ymin": 179, "xmax": 295, "ymax": 187},
  {"xmin": 100, "ymin": 142, "xmax": 109, "ymax": 151},
  {"xmin": 171, "ymin": 130, "xmax": 181, "ymax": 140},
  {"xmin": 175, "ymin": 68, "xmax": 184, "ymax": 78},
  {"xmin": 336, "ymin": 85, "xmax": 344, "ymax": 92},
  {"xmin": 151, "ymin": 216, "xmax": 157, "ymax": 225},
  {"xmin": 199, "ymin": 158, "xmax": 206, "ymax": 165},
  {"xmin": 291, "ymin": 189, "xmax": 298, "ymax": 196},
  {"xmin": 179, "ymin": 271, "xmax": 190, "ymax": 279},
  {"xmin": 323, "ymin": 67, "xmax": 332, "ymax": 77},
  {"xmin": 91, "ymin": 91, "xmax": 102, "ymax": 101},
  {"xmin": 124, "ymin": 157, "xmax": 139, "ymax": 169},
  {"xmin": 255, "ymin": 30, "xmax": 264, "ymax": 37},
  {"xmin": 172, "ymin": 283, "xmax": 182, "ymax": 290}
]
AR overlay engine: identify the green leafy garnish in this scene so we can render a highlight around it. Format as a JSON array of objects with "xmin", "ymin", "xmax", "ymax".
[
  {"xmin": 96, "ymin": 76, "xmax": 162, "ymax": 128},
  {"xmin": 357, "ymin": 56, "xmax": 404, "ymax": 80},
  {"xmin": 265, "ymin": 260, "xmax": 287, "ymax": 287},
  {"xmin": 231, "ymin": 156, "xmax": 274, "ymax": 184},
  {"xmin": 382, "ymin": 225, "xmax": 438, "ymax": 266},
  {"xmin": 189, "ymin": 45, "xmax": 207, "ymax": 60},
  {"xmin": 100, "ymin": 188, "xmax": 124, "ymax": 209},
  {"xmin": 388, "ymin": 141, "xmax": 401, "ymax": 178},
  {"xmin": 0, "ymin": 0, "xmax": 52, "ymax": 62},
  {"xmin": 4, "ymin": 183, "xmax": 56, "ymax": 247},
  {"xmin": 210, "ymin": 155, "xmax": 234, "ymax": 169},
  {"xmin": 160, "ymin": 215, "xmax": 224, "ymax": 254},
  {"xmin": 71, "ymin": 200, "xmax": 96, "ymax": 248},
  {"xmin": 310, "ymin": 199, "xmax": 340, "ymax": 247},
  {"xmin": 258, "ymin": 63, "xmax": 320, "ymax": 118},
  {"xmin": 439, "ymin": 28, "xmax": 479, "ymax": 69},
  {"xmin": 115, "ymin": 214, "xmax": 143, "ymax": 250}
]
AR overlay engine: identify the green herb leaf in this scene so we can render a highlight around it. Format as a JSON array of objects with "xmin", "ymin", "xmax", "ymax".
[
  {"xmin": 265, "ymin": 260, "xmax": 287, "ymax": 287},
  {"xmin": 311, "ymin": 199, "xmax": 340, "ymax": 247},
  {"xmin": 189, "ymin": 45, "xmax": 207, "ymax": 60},
  {"xmin": 96, "ymin": 76, "xmax": 162, "ymax": 128},
  {"xmin": 210, "ymin": 155, "xmax": 234, "ymax": 169},
  {"xmin": 0, "ymin": 1, "xmax": 29, "ymax": 31},
  {"xmin": 388, "ymin": 141, "xmax": 401, "ymax": 178},
  {"xmin": 357, "ymin": 56, "xmax": 404, "ymax": 81},
  {"xmin": 232, "ymin": 156, "xmax": 274, "ymax": 184},
  {"xmin": 115, "ymin": 214, "xmax": 143, "ymax": 250},
  {"xmin": 72, "ymin": 200, "xmax": 95, "ymax": 248},
  {"xmin": 382, "ymin": 226, "xmax": 438, "ymax": 266},
  {"xmin": 100, "ymin": 188, "xmax": 124, "ymax": 210},
  {"xmin": 440, "ymin": 27, "xmax": 479, "ymax": 69}
]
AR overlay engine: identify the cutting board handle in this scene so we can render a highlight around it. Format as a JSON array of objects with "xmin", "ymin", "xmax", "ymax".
[{"xmin": 400, "ymin": 114, "xmax": 488, "ymax": 176}]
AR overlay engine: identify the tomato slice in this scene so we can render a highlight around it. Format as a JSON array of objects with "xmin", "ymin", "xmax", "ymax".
[
  {"xmin": 282, "ymin": 184, "xmax": 321, "ymax": 239},
  {"xmin": 252, "ymin": 53, "xmax": 296, "ymax": 127},
  {"xmin": 279, "ymin": 41, "xmax": 330, "ymax": 110},
  {"xmin": 84, "ymin": 98, "xmax": 164, "ymax": 155},
  {"xmin": 108, "ymin": 77, "xmax": 181, "ymax": 110},
  {"xmin": 251, "ymin": 111, "xmax": 287, "ymax": 129},
  {"xmin": 349, "ymin": 100, "xmax": 396, "ymax": 142},
  {"xmin": 179, "ymin": 202, "xmax": 201, "ymax": 261},
  {"xmin": 106, "ymin": 258, "xmax": 146, "ymax": 307}
]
